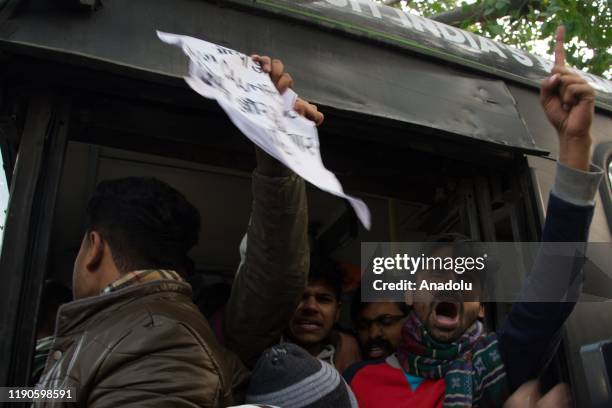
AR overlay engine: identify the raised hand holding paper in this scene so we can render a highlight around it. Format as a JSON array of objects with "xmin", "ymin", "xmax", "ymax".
[{"xmin": 157, "ymin": 31, "xmax": 371, "ymax": 229}]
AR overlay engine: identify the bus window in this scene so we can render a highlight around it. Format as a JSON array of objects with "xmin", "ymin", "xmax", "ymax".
[{"xmin": 0, "ymin": 151, "xmax": 8, "ymax": 249}]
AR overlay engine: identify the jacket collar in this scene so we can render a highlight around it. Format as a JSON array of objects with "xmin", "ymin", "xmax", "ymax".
[
  {"xmin": 101, "ymin": 269, "xmax": 184, "ymax": 294},
  {"xmin": 55, "ymin": 279, "xmax": 192, "ymax": 336}
]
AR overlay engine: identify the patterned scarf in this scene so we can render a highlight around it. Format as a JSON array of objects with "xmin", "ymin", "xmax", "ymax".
[
  {"xmin": 102, "ymin": 269, "xmax": 184, "ymax": 294},
  {"xmin": 397, "ymin": 311, "xmax": 509, "ymax": 407}
]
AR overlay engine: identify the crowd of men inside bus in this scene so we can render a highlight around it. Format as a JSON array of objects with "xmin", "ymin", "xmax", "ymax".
[{"xmin": 31, "ymin": 27, "xmax": 604, "ymax": 407}]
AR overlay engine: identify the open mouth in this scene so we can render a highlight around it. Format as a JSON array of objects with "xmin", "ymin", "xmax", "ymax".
[
  {"xmin": 295, "ymin": 318, "xmax": 322, "ymax": 331},
  {"xmin": 365, "ymin": 340, "xmax": 393, "ymax": 359},
  {"xmin": 433, "ymin": 301, "xmax": 460, "ymax": 329},
  {"xmin": 366, "ymin": 346, "xmax": 387, "ymax": 358}
]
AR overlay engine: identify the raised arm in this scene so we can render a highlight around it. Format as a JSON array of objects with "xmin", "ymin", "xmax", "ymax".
[
  {"xmin": 498, "ymin": 26, "xmax": 603, "ymax": 391},
  {"xmin": 223, "ymin": 57, "xmax": 323, "ymax": 367}
]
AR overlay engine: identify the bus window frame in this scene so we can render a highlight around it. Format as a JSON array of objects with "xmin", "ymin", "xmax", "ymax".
[
  {"xmin": 0, "ymin": 92, "xmax": 69, "ymax": 388},
  {"xmin": 593, "ymin": 142, "xmax": 612, "ymax": 234}
]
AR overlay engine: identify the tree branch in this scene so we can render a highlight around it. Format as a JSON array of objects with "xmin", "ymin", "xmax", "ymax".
[{"xmin": 430, "ymin": 0, "xmax": 534, "ymax": 27}]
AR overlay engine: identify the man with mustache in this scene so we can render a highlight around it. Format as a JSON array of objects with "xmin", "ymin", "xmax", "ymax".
[
  {"xmin": 344, "ymin": 26, "xmax": 603, "ymax": 407},
  {"xmin": 231, "ymin": 245, "xmax": 362, "ymax": 372},
  {"xmin": 284, "ymin": 257, "xmax": 362, "ymax": 373},
  {"xmin": 351, "ymin": 296, "xmax": 409, "ymax": 360}
]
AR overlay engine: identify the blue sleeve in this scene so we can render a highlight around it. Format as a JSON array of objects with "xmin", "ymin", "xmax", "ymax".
[{"xmin": 498, "ymin": 193, "xmax": 595, "ymax": 391}]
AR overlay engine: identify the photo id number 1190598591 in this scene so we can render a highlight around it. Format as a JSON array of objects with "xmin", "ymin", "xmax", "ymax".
[{"xmin": 0, "ymin": 387, "xmax": 76, "ymax": 402}]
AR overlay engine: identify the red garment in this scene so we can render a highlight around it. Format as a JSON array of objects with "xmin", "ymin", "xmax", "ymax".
[{"xmin": 345, "ymin": 354, "xmax": 445, "ymax": 408}]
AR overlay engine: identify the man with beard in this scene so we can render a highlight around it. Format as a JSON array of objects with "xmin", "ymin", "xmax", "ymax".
[
  {"xmin": 351, "ymin": 294, "xmax": 409, "ymax": 360},
  {"xmin": 344, "ymin": 26, "xmax": 603, "ymax": 407}
]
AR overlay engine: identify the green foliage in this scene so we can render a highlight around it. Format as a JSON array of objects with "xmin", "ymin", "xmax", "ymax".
[{"xmin": 384, "ymin": 0, "xmax": 611, "ymax": 78}]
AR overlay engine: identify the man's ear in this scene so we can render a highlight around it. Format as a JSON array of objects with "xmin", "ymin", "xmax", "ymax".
[
  {"xmin": 478, "ymin": 303, "xmax": 485, "ymax": 319},
  {"xmin": 85, "ymin": 231, "xmax": 105, "ymax": 271},
  {"xmin": 335, "ymin": 301, "xmax": 342, "ymax": 322}
]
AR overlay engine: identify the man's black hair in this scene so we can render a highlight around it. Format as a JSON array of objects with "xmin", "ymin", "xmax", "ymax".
[
  {"xmin": 423, "ymin": 232, "xmax": 488, "ymax": 300},
  {"xmin": 426, "ymin": 232, "xmax": 471, "ymax": 242},
  {"xmin": 423, "ymin": 232, "xmax": 477, "ymax": 254},
  {"xmin": 350, "ymin": 290, "xmax": 409, "ymax": 327},
  {"xmin": 85, "ymin": 177, "xmax": 200, "ymax": 274},
  {"xmin": 424, "ymin": 232, "xmax": 483, "ymax": 261},
  {"xmin": 308, "ymin": 254, "xmax": 343, "ymax": 301}
]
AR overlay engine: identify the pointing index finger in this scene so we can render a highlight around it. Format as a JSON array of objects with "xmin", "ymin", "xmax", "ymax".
[{"xmin": 554, "ymin": 25, "xmax": 566, "ymax": 67}]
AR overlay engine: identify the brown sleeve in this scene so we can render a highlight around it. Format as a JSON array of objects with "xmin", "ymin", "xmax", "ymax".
[{"xmin": 223, "ymin": 171, "xmax": 309, "ymax": 368}]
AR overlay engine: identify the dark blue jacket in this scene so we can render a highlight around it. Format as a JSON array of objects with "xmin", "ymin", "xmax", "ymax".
[{"xmin": 498, "ymin": 192, "xmax": 595, "ymax": 391}]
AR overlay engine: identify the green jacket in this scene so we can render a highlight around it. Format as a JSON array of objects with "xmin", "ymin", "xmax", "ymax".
[{"xmin": 224, "ymin": 171, "xmax": 309, "ymax": 368}]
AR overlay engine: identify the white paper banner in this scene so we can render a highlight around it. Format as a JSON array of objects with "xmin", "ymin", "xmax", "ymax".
[{"xmin": 158, "ymin": 31, "xmax": 371, "ymax": 229}]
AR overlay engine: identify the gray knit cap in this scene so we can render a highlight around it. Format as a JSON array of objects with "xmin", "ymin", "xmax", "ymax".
[{"xmin": 246, "ymin": 343, "xmax": 358, "ymax": 408}]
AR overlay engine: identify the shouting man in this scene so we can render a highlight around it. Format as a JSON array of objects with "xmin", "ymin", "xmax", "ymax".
[{"xmin": 344, "ymin": 26, "xmax": 603, "ymax": 407}]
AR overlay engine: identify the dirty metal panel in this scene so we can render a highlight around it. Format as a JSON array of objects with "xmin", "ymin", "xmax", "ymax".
[
  {"xmin": 0, "ymin": 0, "xmax": 541, "ymax": 153},
  {"xmin": 238, "ymin": 0, "xmax": 612, "ymax": 111}
]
